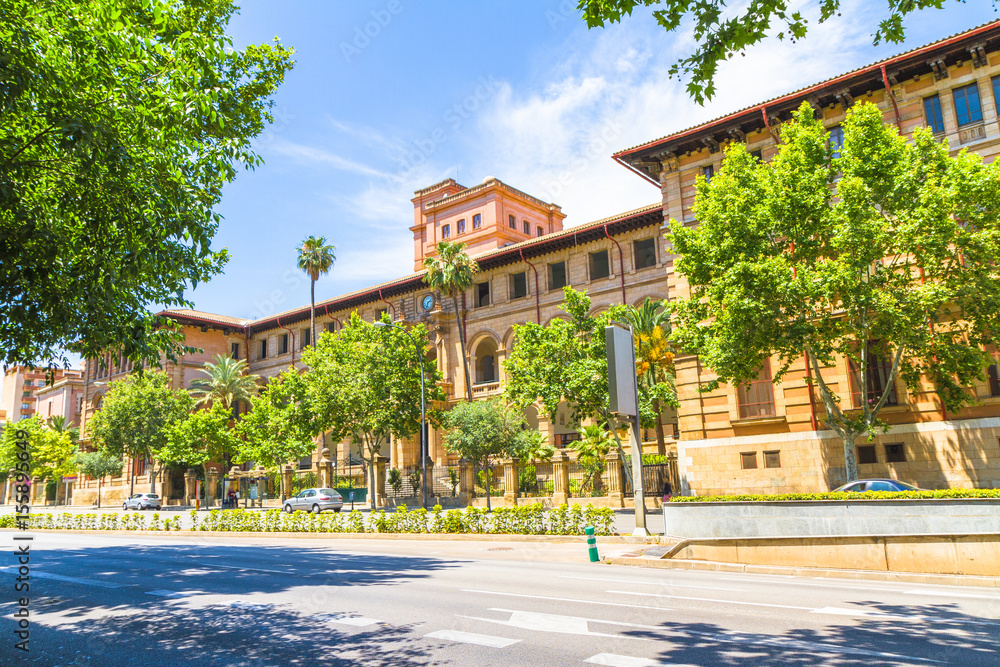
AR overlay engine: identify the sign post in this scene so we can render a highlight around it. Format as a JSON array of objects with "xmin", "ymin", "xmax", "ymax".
[
  {"xmin": 606, "ymin": 324, "xmax": 648, "ymax": 536},
  {"xmin": 195, "ymin": 480, "xmax": 201, "ymax": 511}
]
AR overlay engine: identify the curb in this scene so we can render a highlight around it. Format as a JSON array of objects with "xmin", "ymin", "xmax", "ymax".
[{"xmin": 605, "ymin": 555, "xmax": 1000, "ymax": 588}]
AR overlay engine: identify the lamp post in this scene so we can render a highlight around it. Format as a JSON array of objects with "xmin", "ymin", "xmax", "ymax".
[{"xmin": 373, "ymin": 321, "xmax": 427, "ymax": 509}]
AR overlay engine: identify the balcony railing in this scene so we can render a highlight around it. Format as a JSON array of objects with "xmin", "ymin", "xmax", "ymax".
[{"xmin": 471, "ymin": 381, "xmax": 501, "ymax": 396}]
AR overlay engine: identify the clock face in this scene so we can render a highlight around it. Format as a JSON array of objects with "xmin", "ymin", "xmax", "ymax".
[{"xmin": 421, "ymin": 295, "xmax": 435, "ymax": 311}]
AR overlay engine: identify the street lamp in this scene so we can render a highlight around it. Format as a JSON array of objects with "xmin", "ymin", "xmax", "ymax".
[{"xmin": 373, "ymin": 321, "xmax": 427, "ymax": 509}]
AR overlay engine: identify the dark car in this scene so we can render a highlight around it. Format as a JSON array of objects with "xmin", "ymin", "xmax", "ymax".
[{"xmin": 833, "ymin": 479, "xmax": 921, "ymax": 493}]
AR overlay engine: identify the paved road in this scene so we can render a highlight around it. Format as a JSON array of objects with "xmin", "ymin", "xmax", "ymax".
[{"xmin": 1, "ymin": 531, "xmax": 998, "ymax": 666}]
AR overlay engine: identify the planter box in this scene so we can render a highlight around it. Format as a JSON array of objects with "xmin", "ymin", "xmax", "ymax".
[{"xmin": 664, "ymin": 498, "xmax": 1000, "ymax": 539}]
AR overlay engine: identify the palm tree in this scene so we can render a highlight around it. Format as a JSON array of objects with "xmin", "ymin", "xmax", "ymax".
[
  {"xmin": 189, "ymin": 355, "xmax": 261, "ymax": 412},
  {"xmin": 47, "ymin": 415, "xmax": 80, "ymax": 446},
  {"xmin": 423, "ymin": 241, "xmax": 479, "ymax": 401},
  {"xmin": 297, "ymin": 236, "xmax": 337, "ymax": 347},
  {"xmin": 570, "ymin": 424, "xmax": 613, "ymax": 495},
  {"xmin": 625, "ymin": 298, "xmax": 676, "ymax": 456}
]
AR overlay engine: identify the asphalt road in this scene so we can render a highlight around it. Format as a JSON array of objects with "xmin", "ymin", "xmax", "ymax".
[{"xmin": 1, "ymin": 532, "xmax": 998, "ymax": 666}]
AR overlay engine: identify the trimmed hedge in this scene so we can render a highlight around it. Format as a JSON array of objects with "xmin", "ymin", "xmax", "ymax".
[
  {"xmin": 671, "ymin": 489, "xmax": 1000, "ymax": 503},
  {"xmin": 0, "ymin": 503, "xmax": 616, "ymax": 536}
]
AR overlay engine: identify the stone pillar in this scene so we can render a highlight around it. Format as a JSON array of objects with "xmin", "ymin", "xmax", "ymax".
[
  {"xmin": 206, "ymin": 467, "xmax": 218, "ymax": 508},
  {"xmin": 423, "ymin": 456, "xmax": 435, "ymax": 503},
  {"xmin": 280, "ymin": 464, "xmax": 293, "ymax": 501},
  {"xmin": 318, "ymin": 448, "xmax": 333, "ymax": 488},
  {"xmin": 502, "ymin": 458, "xmax": 519, "ymax": 506},
  {"xmin": 161, "ymin": 471, "xmax": 174, "ymax": 503},
  {"xmin": 459, "ymin": 460, "xmax": 474, "ymax": 498},
  {"xmin": 552, "ymin": 452, "xmax": 569, "ymax": 506},
  {"xmin": 184, "ymin": 469, "xmax": 197, "ymax": 506},
  {"xmin": 605, "ymin": 449, "xmax": 624, "ymax": 508},
  {"xmin": 373, "ymin": 455, "xmax": 389, "ymax": 508}
]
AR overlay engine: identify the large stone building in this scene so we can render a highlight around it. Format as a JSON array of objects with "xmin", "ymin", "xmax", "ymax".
[
  {"xmin": 615, "ymin": 21, "xmax": 1000, "ymax": 495},
  {"xmin": 76, "ymin": 21, "xmax": 1000, "ymax": 502}
]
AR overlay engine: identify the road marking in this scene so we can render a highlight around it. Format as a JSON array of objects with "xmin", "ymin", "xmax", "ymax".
[
  {"xmin": 146, "ymin": 590, "xmax": 200, "ymax": 598},
  {"xmin": 904, "ymin": 588, "xmax": 1000, "ymax": 600},
  {"xmin": 462, "ymin": 589, "xmax": 674, "ymax": 612},
  {"xmin": 460, "ymin": 610, "xmax": 625, "ymax": 638},
  {"xmin": 0, "ymin": 566, "xmax": 122, "ymax": 589},
  {"xmin": 424, "ymin": 630, "xmax": 519, "ymax": 648},
  {"xmin": 584, "ymin": 654, "xmax": 681, "ymax": 667},
  {"xmin": 607, "ymin": 589, "xmax": 813, "ymax": 612},
  {"xmin": 559, "ymin": 575, "xmax": 745, "ymax": 591},
  {"xmin": 320, "ymin": 614, "xmax": 382, "ymax": 627},
  {"xmin": 811, "ymin": 606, "xmax": 1000, "ymax": 626},
  {"xmin": 713, "ymin": 575, "xmax": 903, "ymax": 593}
]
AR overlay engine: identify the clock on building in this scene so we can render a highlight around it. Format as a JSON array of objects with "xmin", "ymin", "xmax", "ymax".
[{"xmin": 421, "ymin": 295, "xmax": 435, "ymax": 311}]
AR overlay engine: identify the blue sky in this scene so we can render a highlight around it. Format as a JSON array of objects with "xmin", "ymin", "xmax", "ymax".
[{"xmin": 198, "ymin": 0, "xmax": 994, "ymax": 321}]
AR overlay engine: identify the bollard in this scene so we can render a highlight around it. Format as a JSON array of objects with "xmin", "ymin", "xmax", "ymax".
[{"xmin": 585, "ymin": 526, "xmax": 599, "ymax": 563}]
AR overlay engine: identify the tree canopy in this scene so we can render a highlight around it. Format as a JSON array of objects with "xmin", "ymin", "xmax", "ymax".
[
  {"xmin": 234, "ymin": 369, "xmax": 316, "ymax": 472},
  {"xmin": 297, "ymin": 235, "xmax": 336, "ymax": 346},
  {"xmin": 423, "ymin": 241, "xmax": 479, "ymax": 401},
  {"xmin": 163, "ymin": 402, "xmax": 241, "ymax": 469},
  {"xmin": 577, "ymin": 0, "xmax": 955, "ymax": 103},
  {"xmin": 0, "ymin": 0, "xmax": 294, "ymax": 368},
  {"xmin": 669, "ymin": 100, "xmax": 1000, "ymax": 481},
  {"xmin": 189, "ymin": 354, "xmax": 260, "ymax": 410},
  {"xmin": 0, "ymin": 415, "xmax": 76, "ymax": 482}
]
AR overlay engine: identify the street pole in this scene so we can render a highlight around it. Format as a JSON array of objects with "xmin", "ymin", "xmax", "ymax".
[{"xmin": 374, "ymin": 322, "xmax": 428, "ymax": 509}]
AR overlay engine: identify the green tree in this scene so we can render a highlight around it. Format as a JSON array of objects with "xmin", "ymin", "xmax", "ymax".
[
  {"xmin": 441, "ymin": 398, "xmax": 525, "ymax": 511},
  {"xmin": 423, "ymin": 241, "xmax": 479, "ymax": 401},
  {"xmin": 189, "ymin": 354, "xmax": 260, "ymax": 411},
  {"xmin": 75, "ymin": 449, "xmax": 124, "ymax": 509},
  {"xmin": 297, "ymin": 235, "xmax": 337, "ymax": 346},
  {"xmin": 163, "ymin": 402, "xmax": 241, "ymax": 470},
  {"xmin": 302, "ymin": 313, "xmax": 444, "ymax": 509},
  {"xmin": 569, "ymin": 424, "xmax": 614, "ymax": 495},
  {"xmin": 47, "ymin": 415, "xmax": 80, "ymax": 447},
  {"xmin": 0, "ymin": 416, "xmax": 77, "ymax": 485},
  {"xmin": 624, "ymin": 297, "xmax": 678, "ymax": 455},
  {"xmin": 234, "ymin": 369, "xmax": 317, "ymax": 478},
  {"xmin": 518, "ymin": 428, "xmax": 556, "ymax": 464},
  {"xmin": 86, "ymin": 372, "xmax": 193, "ymax": 493},
  {"xmin": 669, "ymin": 101, "xmax": 1000, "ymax": 483},
  {"xmin": 0, "ymin": 0, "xmax": 294, "ymax": 368},
  {"xmin": 578, "ymin": 0, "xmax": 953, "ymax": 103}
]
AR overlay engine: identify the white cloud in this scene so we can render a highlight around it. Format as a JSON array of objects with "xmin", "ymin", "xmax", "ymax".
[{"xmin": 267, "ymin": 136, "xmax": 394, "ymax": 179}]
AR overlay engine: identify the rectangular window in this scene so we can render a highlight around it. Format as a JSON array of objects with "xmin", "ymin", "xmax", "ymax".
[
  {"xmin": 473, "ymin": 213, "xmax": 482, "ymax": 229},
  {"xmin": 537, "ymin": 226, "xmax": 545, "ymax": 237},
  {"xmin": 850, "ymin": 344, "xmax": 898, "ymax": 408},
  {"xmin": 441, "ymin": 224, "xmax": 450, "ymax": 239},
  {"xmin": 857, "ymin": 445, "xmax": 878, "ymax": 465},
  {"xmin": 750, "ymin": 149, "xmax": 763, "ymax": 161},
  {"xmin": 230, "ymin": 343, "xmax": 240, "ymax": 359},
  {"xmin": 740, "ymin": 452, "xmax": 757, "ymax": 470},
  {"xmin": 21, "ymin": 402, "xmax": 30, "ymax": 410},
  {"xmin": 523, "ymin": 220, "xmax": 530, "ymax": 235},
  {"xmin": 259, "ymin": 339, "xmax": 267, "ymax": 360},
  {"xmin": 375, "ymin": 309, "xmax": 387, "ymax": 322},
  {"xmin": 477, "ymin": 281, "xmax": 490, "ymax": 307},
  {"xmin": 923, "ymin": 95, "xmax": 945, "ymax": 133},
  {"xmin": 558, "ymin": 433, "xmax": 581, "ymax": 447},
  {"xmin": 457, "ymin": 219, "xmax": 465, "ymax": 234},
  {"xmin": 828, "ymin": 125, "xmax": 845, "ymax": 158},
  {"xmin": 634, "ymin": 238, "xmax": 657, "ymax": 270},
  {"xmin": 702, "ymin": 164, "xmax": 714, "ymax": 182},
  {"xmin": 988, "ymin": 362, "xmax": 1000, "ymax": 397},
  {"xmin": 953, "ymin": 83, "xmax": 983, "ymax": 127},
  {"xmin": 737, "ymin": 358, "xmax": 776, "ymax": 418},
  {"xmin": 300, "ymin": 328, "xmax": 311, "ymax": 348},
  {"xmin": 993, "ymin": 76, "xmax": 1000, "ymax": 114},
  {"xmin": 279, "ymin": 334, "xmax": 289, "ymax": 355},
  {"xmin": 326, "ymin": 322, "xmax": 338, "ymax": 334},
  {"xmin": 763, "ymin": 451, "xmax": 781, "ymax": 469},
  {"xmin": 508, "ymin": 214, "xmax": 516, "ymax": 229},
  {"xmin": 590, "ymin": 250, "xmax": 610, "ymax": 280},
  {"xmin": 885, "ymin": 443, "xmax": 907, "ymax": 463},
  {"xmin": 510, "ymin": 272, "xmax": 527, "ymax": 299},
  {"xmin": 549, "ymin": 261, "xmax": 567, "ymax": 290}
]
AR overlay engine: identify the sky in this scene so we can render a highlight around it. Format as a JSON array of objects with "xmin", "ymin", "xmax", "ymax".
[{"xmin": 199, "ymin": 0, "xmax": 993, "ymax": 323}]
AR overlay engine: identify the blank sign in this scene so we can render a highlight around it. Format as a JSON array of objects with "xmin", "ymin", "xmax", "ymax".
[{"xmin": 606, "ymin": 325, "xmax": 637, "ymax": 417}]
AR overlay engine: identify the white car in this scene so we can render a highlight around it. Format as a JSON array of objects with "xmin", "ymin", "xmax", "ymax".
[
  {"xmin": 282, "ymin": 488, "xmax": 343, "ymax": 514},
  {"xmin": 123, "ymin": 493, "xmax": 162, "ymax": 510}
]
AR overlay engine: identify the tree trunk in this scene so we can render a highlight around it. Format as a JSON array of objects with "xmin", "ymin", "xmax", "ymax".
[
  {"xmin": 842, "ymin": 433, "xmax": 859, "ymax": 483},
  {"xmin": 453, "ymin": 295, "xmax": 473, "ymax": 401},
  {"xmin": 484, "ymin": 463, "xmax": 492, "ymax": 511},
  {"xmin": 653, "ymin": 397, "xmax": 666, "ymax": 456},
  {"xmin": 310, "ymin": 279, "xmax": 316, "ymax": 349},
  {"xmin": 97, "ymin": 477, "xmax": 102, "ymax": 509},
  {"xmin": 149, "ymin": 462, "xmax": 157, "ymax": 494}
]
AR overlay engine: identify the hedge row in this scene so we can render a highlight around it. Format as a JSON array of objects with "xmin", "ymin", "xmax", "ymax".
[
  {"xmin": 671, "ymin": 488, "xmax": 1000, "ymax": 503},
  {"xmin": 0, "ymin": 503, "xmax": 616, "ymax": 536}
]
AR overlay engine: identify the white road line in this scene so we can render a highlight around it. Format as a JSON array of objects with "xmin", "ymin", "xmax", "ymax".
[
  {"xmin": 0, "ymin": 566, "xmax": 122, "ymax": 589},
  {"xmin": 607, "ymin": 589, "xmax": 813, "ymax": 612},
  {"xmin": 424, "ymin": 629, "xmax": 519, "ymax": 648},
  {"xmin": 459, "ymin": 610, "xmax": 626, "ymax": 639},
  {"xmin": 712, "ymin": 575, "xmax": 906, "ymax": 593},
  {"xmin": 559, "ymin": 575, "xmax": 745, "ymax": 592},
  {"xmin": 904, "ymin": 588, "xmax": 1000, "ymax": 600},
  {"xmin": 145, "ymin": 589, "xmax": 201, "ymax": 598},
  {"xmin": 320, "ymin": 614, "xmax": 382, "ymax": 627},
  {"xmin": 462, "ymin": 588, "xmax": 674, "ymax": 612},
  {"xmin": 584, "ymin": 654, "xmax": 677, "ymax": 667}
]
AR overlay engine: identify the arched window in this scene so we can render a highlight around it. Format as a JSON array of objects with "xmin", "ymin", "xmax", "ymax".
[
  {"xmin": 473, "ymin": 214, "xmax": 482, "ymax": 229},
  {"xmin": 523, "ymin": 220, "xmax": 530, "ymax": 235},
  {"xmin": 508, "ymin": 214, "xmax": 516, "ymax": 229},
  {"xmin": 537, "ymin": 226, "xmax": 544, "ymax": 237},
  {"xmin": 474, "ymin": 339, "xmax": 499, "ymax": 384},
  {"xmin": 457, "ymin": 219, "xmax": 465, "ymax": 234},
  {"xmin": 442, "ymin": 224, "xmax": 451, "ymax": 239}
]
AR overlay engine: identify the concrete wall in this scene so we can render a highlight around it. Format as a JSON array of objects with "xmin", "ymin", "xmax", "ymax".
[{"xmin": 663, "ymin": 499, "xmax": 1000, "ymax": 539}]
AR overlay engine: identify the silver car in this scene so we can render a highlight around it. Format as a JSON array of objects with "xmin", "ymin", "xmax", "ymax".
[
  {"xmin": 833, "ymin": 479, "xmax": 921, "ymax": 492},
  {"xmin": 283, "ymin": 488, "xmax": 343, "ymax": 514},
  {"xmin": 123, "ymin": 493, "xmax": 162, "ymax": 510}
]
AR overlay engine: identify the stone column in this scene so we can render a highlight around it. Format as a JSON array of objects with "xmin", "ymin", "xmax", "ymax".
[
  {"xmin": 206, "ymin": 467, "xmax": 218, "ymax": 508},
  {"xmin": 502, "ymin": 458, "xmax": 519, "ymax": 506},
  {"xmin": 184, "ymin": 469, "xmax": 197, "ymax": 506},
  {"xmin": 552, "ymin": 452, "xmax": 569, "ymax": 506},
  {"xmin": 316, "ymin": 448, "xmax": 332, "ymax": 488},
  {"xmin": 280, "ymin": 464, "xmax": 293, "ymax": 501},
  {"xmin": 605, "ymin": 449, "xmax": 624, "ymax": 508},
  {"xmin": 161, "ymin": 471, "xmax": 174, "ymax": 503},
  {"xmin": 373, "ymin": 455, "xmax": 389, "ymax": 508},
  {"xmin": 459, "ymin": 460, "xmax": 474, "ymax": 499},
  {"xmin": 423, "ymin": 456, "xmax": 435, "ymax": 503}
]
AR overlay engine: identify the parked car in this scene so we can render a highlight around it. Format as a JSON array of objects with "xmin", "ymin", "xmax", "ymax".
[
  {"xmin": 833, "ymin": 479, "xmax": 921, "ymax": 493},
  {"xmin": 283, "ymin": 488, "xmax": 343, "ymax": 514},
  {"xmin": 123, "ymin": 493, "xmax": 162, "ymax": 510}
]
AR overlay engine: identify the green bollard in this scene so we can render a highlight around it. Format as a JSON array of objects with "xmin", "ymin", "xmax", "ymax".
[{"xmin": 585, "ymin": 525, "xmax": 599, "ymax": 562}]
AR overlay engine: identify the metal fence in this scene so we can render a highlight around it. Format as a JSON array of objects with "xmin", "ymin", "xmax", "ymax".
[{"xmin": 622, "ymin": 462, "xmax": 678, "ymax": 498}]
